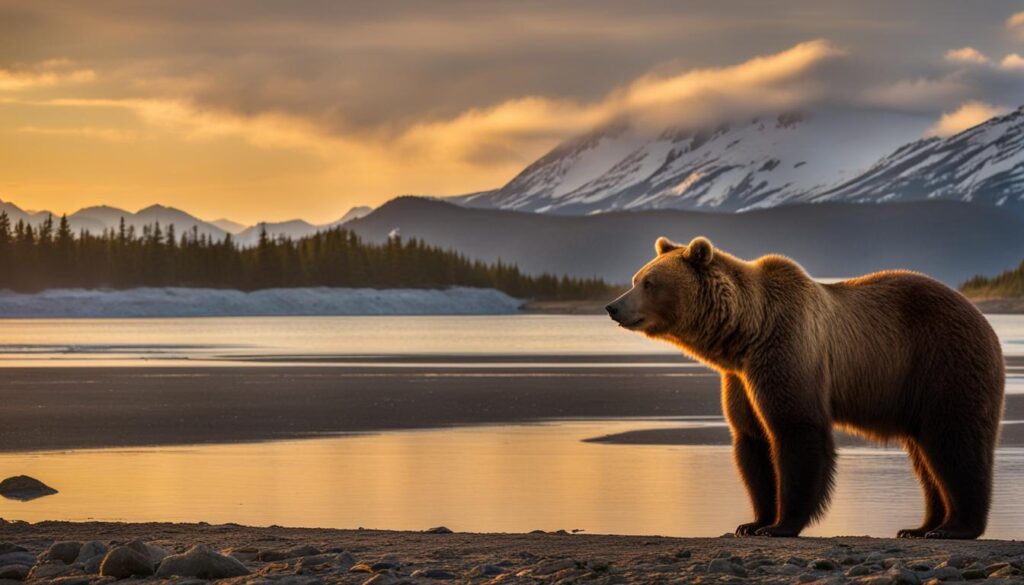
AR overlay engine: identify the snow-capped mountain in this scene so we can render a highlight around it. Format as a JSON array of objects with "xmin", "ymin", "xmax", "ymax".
[
  {"xmin": 456, "ymin": 109, "xmax": 933, "ymax": 214},
  {"xmin": 811, "ymin": 106, "xmax": 1024, "ymax": 209}
]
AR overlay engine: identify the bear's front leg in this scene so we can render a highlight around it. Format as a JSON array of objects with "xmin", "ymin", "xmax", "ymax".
[
  {"xmin": 722, "ymin": 374, "xmax": 777, "ymax": 536},
  {"xmin": 746, "ymin": 369, "xmax": 837, "ymax": 537}
]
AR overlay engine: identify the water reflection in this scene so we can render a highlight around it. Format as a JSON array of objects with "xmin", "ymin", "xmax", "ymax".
[{"xmin": 2, "ymin": 420, "xmax": 1022, "ymax": 539}]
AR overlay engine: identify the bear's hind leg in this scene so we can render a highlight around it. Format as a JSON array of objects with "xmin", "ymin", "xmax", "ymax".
[
  {"xmin": 916, "ymin": 429, "xmax": 994, "ymax": 539},
  {"xmin": 897, "ymin": 440, "xmax": 946, "ymax": 538},
  {"xmin": 722, "ymin": 375, "xmax": 777, "ymax": 536}
]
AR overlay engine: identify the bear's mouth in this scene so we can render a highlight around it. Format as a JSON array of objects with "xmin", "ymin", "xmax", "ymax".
[{"xmin": 621, "ymin": 317, "xmax": 645, "ymax": 329}]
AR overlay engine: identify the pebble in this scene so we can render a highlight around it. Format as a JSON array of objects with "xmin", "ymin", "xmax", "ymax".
[
  {"xmin": 707, "ymin": 558, "xmax": 747, "ymax": 577},
  {"xmin": 73, "ymin": 541, "xmax": 108, "ymax": 565},
  {"xmin": 468, "ymin": 564, "xmax": 506, "ymax": 577},
  {"xmin": 155, "ymin": 544, "xmax": 250, "ymax": 578},
  {"xmin": 424, "ymin": 526, "xmax": 453, "ymax": 534},
  {"xmin": 99, "ymin": 544, "xmax": 155, "ymax": 578},
  {"xmin": 258, "ymin": 545, "xmax": 321, "ymax": 562},
  {"xmin": 0, "ymin": 565, "xmax": 28, "ymax": 580},
  {"xmin": 888, "ymin": 567, "xmax": 920, "ymax": 585},
  {"xmin": 533, "ymin": 559, "xmax": 575, "ymax": 575},
  {"xmin": 0, "ymin": 553, "xmax": 35, "ymax": 567},
  {"xmin": 810, "ymin": 558, "xmax": 839, "ymax": 571},
  {"xmin": 27, "ymin": 561, "xmax": 72, "ymax": 580},
  {"xmin": 40, "ymin": 542, "xmax": 82, "ymax": 565},
  {"xmin": 411, "ymin": 568, "xmax": 457, "ymax": 579}
]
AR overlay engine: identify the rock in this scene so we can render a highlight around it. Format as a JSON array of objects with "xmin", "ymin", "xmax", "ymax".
[
  {"xmin": 930, "ymin": 566, "xmax": 962, "ymax": 581},
  {"xmin": 847, "ymin": 564, "xmax": 872, "ymax": 576},
  {"xmin": 941, "ymin": 555, "xmax": 974, "ymax": 569},
  {"xmin": 0, "ymin": 547, "xmax": 25, "ymax": 556},
  {"xmin": 533, "ymin": 559, "xmax": 575, "ymax": 576},
  {"xmin": 961, "ymin": 567, "xmax": 986, "ymax": 580},
  {"xmin": 0, "ymin": 476, "xmax": 57, "ymax": 501},
  {"xmin": 889, "ymin": 568, "xmax": 920, "ymax": 585},
  {"xmin": 708, "ymin": 558, "xmax": 747, "ymax": 577},
  {"xmin": 786, "ymin": 557, "xmax": 808, "ymax": 567},
  {"xmin": 424, "ymin": 526, "xmax": 453, "ymax": 534},
  {"xmin": 0, "ymin": 553, "xmax": 35, "ymax": 567},
  {"xmin": 986, "ymin": 562, "xmax": 1011, "ymax": 576},
  {"xmin": 371, "ymin": 561, "xmax": 400, "ymax": 571},
  {"xmin": 27, "ymin": 560, "xmax": 72, "ymax": 580},
  {"xmin": 73, "ymin": 542, "xmax": 108, "ymax": 565},
  {"xmin": 258, "ymin": 545, "xmax": 321, "ymax": 562},
  {"xmin": 361, "ymin": 571, "xmax": 399, "ymax": 585},
  {"xmin": 468, "ymin": 564, "xmax": 506, "ymax": 577},
  {"xmin": 990, "ymin": 565, "xmax": 1021, "ymax": 578},
  {"xmin": 41, "ymin": 542, "xmax": 83, "ymax": 564},
  {"xmin": 350, "ymin": 564, "xmax": 374, "ymax": 573},
  {"xmin": 0, "ymin": 565, "xmax": 28, "ymax": 580},
  {"xmin": 82, "ymin": 555, "xmax": 105, "ymax": 574},
  {"xmin": 155, "ymin": 544, "xmax": 250, "ymax": 579},
  {"xmin": 223, "ymin": 546, "xmax": 259, "ymax": 562},
  {"xmin": 46, "ymin": 577, "xmax": 90, "ymax": 585},
  {"xmin": 856, "ymin": 577, "xmax": 894, "ymax": 585},
  {"xmin": 811, "ymin": 559, "xmax": 840, "ymax": 571},
  {"xmin": 99, "ymin": 545, "xmax": 154, "ymax": 578},
  {"xmin": 411, "ymin": 568, "xmax": 457, "ymax": 579}
]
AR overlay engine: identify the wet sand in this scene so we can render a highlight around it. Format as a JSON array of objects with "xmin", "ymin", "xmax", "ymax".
[
  {"xmin": 1, "ymin": 355, "xmax": 1021, "ymax": 453},
  {"xmin": 1, "ymin": 520, "xmax": 1023, "ymax": 584}
]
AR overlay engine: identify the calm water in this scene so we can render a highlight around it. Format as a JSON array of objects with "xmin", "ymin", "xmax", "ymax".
[
  {"xmin": 2, "ymin": 419, "xmax": 1023, "ymax": 539},
  {"xmin": 1, "ymin": 314, "xmax": 1023, "ymax": 537},
  {"xmin": 0, "ymin": 313, "xmax": 1022, "ymax": 365}
]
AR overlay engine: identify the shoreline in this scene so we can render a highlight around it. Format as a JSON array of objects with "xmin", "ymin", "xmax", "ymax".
[{"xmin": 1, "ymin": 521, "xmax": 1022, "ymax": 584}]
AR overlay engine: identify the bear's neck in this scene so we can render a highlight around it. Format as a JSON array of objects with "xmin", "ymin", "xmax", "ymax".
[{"xmin": 665, "ymin": 260, "xmax": 769, "ymax": 372}]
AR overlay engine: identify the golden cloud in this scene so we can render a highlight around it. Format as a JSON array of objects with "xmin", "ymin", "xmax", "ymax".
[{"xmin": 925, "ymin": 101, "xmax": 1008, "ymax": 138}]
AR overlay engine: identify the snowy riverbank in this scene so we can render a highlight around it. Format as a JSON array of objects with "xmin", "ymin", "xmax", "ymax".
[{"xmin": 0, "ymin": 287, "xmax": 524, "ymax": 317}]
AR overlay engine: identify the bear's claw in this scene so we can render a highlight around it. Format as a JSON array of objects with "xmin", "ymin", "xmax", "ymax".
[
  {"xmin": 753, "ymin": 525, "xmax": 801, "ymax": 537},
  {"xmin": 734, "ymin": 522, "xmax": 769, "ymax": 537},
  {"xmin": 897, "ymin": 528, "xmax": 930, "ymax": 538}
]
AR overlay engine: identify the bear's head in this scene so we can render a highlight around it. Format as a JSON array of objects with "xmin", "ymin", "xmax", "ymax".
[{"xmin": 605, "ymin": 235, "xmax": 719, "ymax": 340}]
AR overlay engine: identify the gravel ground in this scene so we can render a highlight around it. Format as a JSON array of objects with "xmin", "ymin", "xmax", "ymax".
[{"xmin": 1, "ymin": 520, "xmax": 1023, "ymax": 584}]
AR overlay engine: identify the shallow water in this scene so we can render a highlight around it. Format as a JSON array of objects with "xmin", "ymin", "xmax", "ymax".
[
  {"xmin": 0, "ymin": 314, "xmax": 1022, "ymax": 366},
  {"xmin": 2, "ymin": 419, "xmax": 1023, "ymax": 539}
]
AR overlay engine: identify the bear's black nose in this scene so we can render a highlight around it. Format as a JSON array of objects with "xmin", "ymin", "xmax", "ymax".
[{"xmin": 605, "ymin": 304, "xmax": 618, "ymax": 316}]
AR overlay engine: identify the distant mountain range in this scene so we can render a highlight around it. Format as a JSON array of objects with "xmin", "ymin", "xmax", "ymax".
[
  {"xmin": 453, "ymin": 106, "xmax": 1024, "ymax": 214},
  {"xmin": 344, "ymin": 196, "xmax": 1024, "ymax": 286},
  {"xmin": 0, "ymin": 200, "xmax": 372, "ymax": 246}
]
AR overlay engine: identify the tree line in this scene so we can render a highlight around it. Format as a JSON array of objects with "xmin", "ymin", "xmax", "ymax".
[
  {"xmin": 961, "ymin": 259, "xmax": 1024, "ymax": 299},
  {"xmin": 0, "ymin": 212, "xmax": 616, "ymax": 300}
]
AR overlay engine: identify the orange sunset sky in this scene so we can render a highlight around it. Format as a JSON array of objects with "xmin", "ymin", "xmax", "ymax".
[{"xmin": 3, "ymin": 0, "xmax": 1024, "ymax": 223}]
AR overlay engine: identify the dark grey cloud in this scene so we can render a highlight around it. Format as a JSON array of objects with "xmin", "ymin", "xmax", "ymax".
[{"xmin": 2, "ymin": 0, "xmax": 1023, "ymax": 136}]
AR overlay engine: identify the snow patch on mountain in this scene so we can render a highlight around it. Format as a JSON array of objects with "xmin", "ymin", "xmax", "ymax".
[{"xmin": 458, "ymin": 108, "xmax": 935, "ymax": 214}]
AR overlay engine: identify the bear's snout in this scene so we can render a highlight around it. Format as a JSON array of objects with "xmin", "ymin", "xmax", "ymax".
[{"xmin": 605, "ymin": 303, "xmax": 619, "ymax": 317}]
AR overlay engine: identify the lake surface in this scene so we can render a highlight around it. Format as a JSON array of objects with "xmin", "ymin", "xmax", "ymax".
[
  {"xmin": 2, "ymin": 419, "xmax": 1023, "ymax": 539},
  {"xmin": 0, "ymin": 313, "xmax": 1022, "ymax": 366},
  {"xmin": 1, "ymin": 314, "xmax": 1023, "ymax": 538}
]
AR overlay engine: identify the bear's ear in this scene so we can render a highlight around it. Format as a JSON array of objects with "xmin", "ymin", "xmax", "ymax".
[
  {"xmin": 655, "ymin": 236, "xmax": 681, "ymax": 255},
  {"xmin": 685, "ymin": 236, "xmax": 714, "ymax": 265}
]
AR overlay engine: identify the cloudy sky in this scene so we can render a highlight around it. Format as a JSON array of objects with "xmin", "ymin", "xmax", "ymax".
[{"xmin": 2, "ymin": 0, "xmax": 1024, "ymax": 223}]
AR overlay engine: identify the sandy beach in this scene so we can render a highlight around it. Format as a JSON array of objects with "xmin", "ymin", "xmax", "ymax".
[
  {"xmin": 1, "ymin": 355, "xmax": 1022, "ymax": 453},
  {"xmin": 1, "ymin": 520, "xmax": 1023, "ymax": 584}
]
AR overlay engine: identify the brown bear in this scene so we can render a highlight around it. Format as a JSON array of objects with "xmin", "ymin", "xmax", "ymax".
[{"xmin": 606, "ymin": 236, "xmax": 1005, "ymax": 539}]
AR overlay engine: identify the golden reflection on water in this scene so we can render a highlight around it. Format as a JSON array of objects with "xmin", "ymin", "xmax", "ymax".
[{"xmin": 2, "ymin": 420, "xmax": 1023, "ymax": 538}]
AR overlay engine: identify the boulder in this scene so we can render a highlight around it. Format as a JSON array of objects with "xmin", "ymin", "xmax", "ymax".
[
  {"xmin": 0, "ymin": 565, "xmax": 28, "ymax": 580},
  {"xmin": 0, "ymin": 476, "xmax": 57, "ymax": 501},
  {"xmin": 99, "ymin": 545, "xmax": 154, "ymax": 578},
  {"xmin": 155, "ymin": 544, "xmax": 249, "ymax": 579},
  {"xmin": 74, "ymin": 541, "xmax": 109, "ymax": 565},
  {"xmin": 27, "ymin": 561, "xmax": 72, "ymax": 580},
  {"xmin": 0, "ymin": 553, "xmax": 35, "ymax": 567},
  {"xmin": 41, "ymin": 542, "xmax": 82, "ymax": 564}
]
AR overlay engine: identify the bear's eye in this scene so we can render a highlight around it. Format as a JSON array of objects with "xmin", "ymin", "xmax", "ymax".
[{"xmin": 643, "ymin": 279, "xmax": 654, "ymax": 291}]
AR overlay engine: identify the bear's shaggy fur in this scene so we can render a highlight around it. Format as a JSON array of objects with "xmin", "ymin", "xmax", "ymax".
[{"xmin": 606, "ymin": 236, "xmax": 1005, "ymax": 538}]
